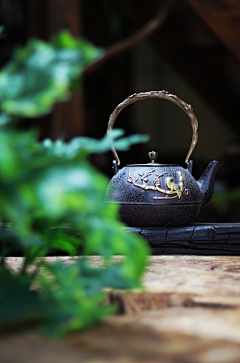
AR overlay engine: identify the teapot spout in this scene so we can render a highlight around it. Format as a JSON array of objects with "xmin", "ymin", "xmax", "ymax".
[{"xmin": 198, "ymin": 161, "xmax": 224, "ymax": 208}]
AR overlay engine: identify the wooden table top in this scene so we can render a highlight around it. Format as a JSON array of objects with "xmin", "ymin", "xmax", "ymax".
[{"xmin": 2, "ymin": 256, "xmax": 240, "ymax": 363}]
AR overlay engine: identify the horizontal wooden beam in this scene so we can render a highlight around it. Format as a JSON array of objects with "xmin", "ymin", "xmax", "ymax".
[{"xmin": 128, "ymin": 223, "xmax": 240, "ymax": 255}]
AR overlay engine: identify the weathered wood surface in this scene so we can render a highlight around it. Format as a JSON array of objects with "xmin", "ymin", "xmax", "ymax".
[
  {"xmin": 128, "ymin": 223, "xmax": 240, "ymax": 255},
  {"xmin": 2, "ymin": 256, "xmax": 240, "ymax": 362},
  {"xmin": 185, "ymin": 0, "xmax": 240, "ymax": 63}
]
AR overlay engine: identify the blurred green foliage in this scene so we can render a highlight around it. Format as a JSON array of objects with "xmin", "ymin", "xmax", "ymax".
[
  {"xmin": 0, "ymin": 31, "xmax": 149, "ymax": 336},
  {"xmin": 0, "ymin": 31, "xmax": 102, "ymax": 117}
]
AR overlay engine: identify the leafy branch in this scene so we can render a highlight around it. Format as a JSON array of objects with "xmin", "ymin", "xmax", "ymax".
[{"xmin": 0, "ymin": 31, "xmax": 149, "ymax": 336}]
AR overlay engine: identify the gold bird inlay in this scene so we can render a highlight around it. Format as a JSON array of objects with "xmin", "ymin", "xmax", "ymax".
[{"xmin": 127, "ymin": 169, "xmax": 185, "ymax": 200}]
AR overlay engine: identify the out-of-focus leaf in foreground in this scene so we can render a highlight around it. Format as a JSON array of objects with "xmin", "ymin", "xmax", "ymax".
[
  {"xmin": 0, "ymin": 266, "xmax": 42, "ymax": 329},
  {"xmin": 0, "ymin": 126, "xmax": 149, "ymax": 335},
  {"xmin": 0, "ymin": 30, "xmax": 103, "ymax": 117},
  {"xmin": 0, "ymin": 31, "xmax": 149, "ymax": 337},
  {"xmin": 43, "ymin": 129, "xmax": 149, "ymax": 159}
]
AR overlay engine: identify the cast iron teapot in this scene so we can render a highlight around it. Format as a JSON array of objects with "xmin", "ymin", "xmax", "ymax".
[{"xmin": 105, "ymin": 91, "xmax": 223, "ymax": 227}]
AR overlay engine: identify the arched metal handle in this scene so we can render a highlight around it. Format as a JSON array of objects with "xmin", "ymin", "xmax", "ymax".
[{"xmin": 107, "ymin": 90, "xmax": 198, "ymax": 167}]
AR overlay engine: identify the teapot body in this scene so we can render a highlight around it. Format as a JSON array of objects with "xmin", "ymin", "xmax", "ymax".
[{"xmin": 105, "ymin": 164, "xmax": 202, "ymax": 226}]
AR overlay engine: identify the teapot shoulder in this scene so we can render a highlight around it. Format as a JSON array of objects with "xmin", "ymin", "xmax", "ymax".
[
  {"xmin": 113, "ymin": 165, "xmax": 197, "ymax": 183},
  {"xmin": 106, "ymin": 165, "xmax": 202, "ymax": 204}
]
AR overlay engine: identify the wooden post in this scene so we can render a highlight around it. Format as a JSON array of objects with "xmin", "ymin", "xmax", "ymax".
[
  {"xmin": 24, "ymin": 0, "xmax": 85, "ymax": 140},
  {"xmin": 48, "ymin": 0, "xmax": 85, "ymax": 140}
]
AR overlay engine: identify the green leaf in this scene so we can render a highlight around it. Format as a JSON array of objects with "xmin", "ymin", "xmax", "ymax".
[
  {"xmin": 42, "ymin": 129, "xmax": 149, "ymax": 159},
  {"xmin": 39, "ymin": 262, "xmax": 115, "ymax": 336},
  {"xmin": 50, "ymin": 232, "xmax": 80, "ymax": 256},
  {"xmin": 52, "ymin": 31, "xmax": 103, "ymax": 66},
  {"xmin": 0, "ymin": 113, "xmax": 13, "ymax": 126},
  {"xmin": 0, "ymin": 31, "xmax": 103, "ymax": 118},
  {"xmin": 0, "ymin": 29, "xmax": 149, "ymax": 336},
  {"xmin": 0, "ymin": 267, "xmax": 42, "ymax": 330}
]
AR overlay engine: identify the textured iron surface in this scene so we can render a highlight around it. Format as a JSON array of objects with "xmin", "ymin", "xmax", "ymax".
[
  {"xmin": 198, "ymin": 161, "xmax": 224, "ymax": 207},
  {"xmin": 106, "ymin": 165, "xmax": 201, "ymax": 204},
  {"xmin": 127, "ymin": 223, "xmax": 240, "ymax": 255},
  {"xmin": 105, "ymin": 161, "xmax": 223, "ymax": 226},
  {"xmin": 119, "ymin": 203, "xmax": 201, "ymax": 227}
]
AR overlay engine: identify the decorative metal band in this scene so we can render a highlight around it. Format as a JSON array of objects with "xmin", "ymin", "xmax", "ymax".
[{"xmin": 107, "ymin": 90, "xmax": 198, "ymax": 166}]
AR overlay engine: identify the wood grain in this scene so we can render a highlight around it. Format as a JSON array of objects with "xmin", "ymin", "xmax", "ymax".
[
  {"xmin": 2, "ymin": 255, "xmax": 240, "ymax": 362},
  {"xmin": 128, "ymin": 223, "xmax": 240, "ymax": 255}
]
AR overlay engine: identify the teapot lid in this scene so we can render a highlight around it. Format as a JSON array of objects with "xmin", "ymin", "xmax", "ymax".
[{"xmin": 126, "ymin": 151, "xmax": 180, "ymax": 167}]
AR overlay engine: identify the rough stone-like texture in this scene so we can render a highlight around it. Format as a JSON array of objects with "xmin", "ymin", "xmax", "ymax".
[
  {"xmin": 2, "ymin": 256, "xmax": 240, "ymax": 362},
  {"xmin": 128, "ymin": 223, "xmax": 240, "ymax": 255},
  {"xmin": 105, "ymin": 164, "xmax": 204, "ymax": 227},
  {"xmin": 119, "ymin": 203, "xmax": 202, "ymax": 227},
  {"xmin": 105, "ymin": 159, "xmax": 223, "ymax": 227}
]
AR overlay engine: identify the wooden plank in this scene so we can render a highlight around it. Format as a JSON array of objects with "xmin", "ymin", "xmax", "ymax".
[
  {"xmin": 185, "ymin": 0, "xmax": 240, "ymax": 63},
  {"xmin": 2, "ymin": 317, "xmax": 240, "ymax": 363},
  {"xmin": 49, "ymin": 0, "xmax": 85, "ymax": 140},
  {"xmin": 23, "ymin": 0, "xmax": 85, "ymax": 140},
  {"xmin": 49, "ymin": 0, "xmax": 82, "ymax": 37},
  {"xmin": 25, "ymin": 0, "xmax": 49, "ymax": 40},
  {"xmin": 130, "ymin": 223, "xmax": 240, "ymax": 255},
  {"xmin": 3, "ymin": 256, "xmax": 240, "ymax": 362}
]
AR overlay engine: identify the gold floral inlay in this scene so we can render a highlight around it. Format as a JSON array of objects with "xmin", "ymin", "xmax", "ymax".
[{"xmin": 127, "ymin": 169, "xmax": 185, "ymax": 200}]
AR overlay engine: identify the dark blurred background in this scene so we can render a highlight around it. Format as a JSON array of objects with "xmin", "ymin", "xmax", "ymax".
[{"xmin": 1, "ymin": 0, "xmax": 240, "ymax": 222}]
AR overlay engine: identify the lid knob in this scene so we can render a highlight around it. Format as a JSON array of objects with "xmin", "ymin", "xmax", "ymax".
[{"xmin": 148, "ymin": 151, "xmax": 158, "ymax": 163}]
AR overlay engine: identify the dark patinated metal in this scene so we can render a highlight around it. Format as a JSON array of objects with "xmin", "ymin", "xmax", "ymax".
[{"xmin": 105, "ymin": 91, "xmax": 223, "ymax": 227}]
